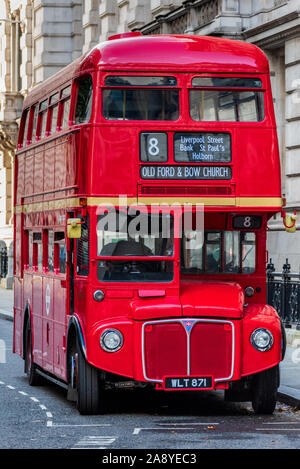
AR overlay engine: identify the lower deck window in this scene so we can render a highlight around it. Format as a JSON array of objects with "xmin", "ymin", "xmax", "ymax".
[{"xmin": 181, "ymin": 231, "xmax": 256, "ymax": 274}]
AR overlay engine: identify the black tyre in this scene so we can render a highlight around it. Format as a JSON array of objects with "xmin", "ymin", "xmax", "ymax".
[
  {"xmin": 251, "ymin": 365, "xmax": 279, "ymax": 414},
  {"xmin": 24, "ymin": 320, "xmax": 43, "ymax": 386},
  {"xmin": 75, "ymin": 336, "xmax": 103, "ymax": 415}
]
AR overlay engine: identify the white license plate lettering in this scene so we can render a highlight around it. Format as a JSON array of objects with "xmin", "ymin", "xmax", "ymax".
[{"xmin": 165, "ymin": 377, "xmax": 211, "ymax": 389}]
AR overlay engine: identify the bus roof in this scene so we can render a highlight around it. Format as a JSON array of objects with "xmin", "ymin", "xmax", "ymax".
[
  {"xmin": 88, "ymin": 34, "xmax": 269, "ymax": 74},
  {"xmin": 23, "ymin": 34, "xmax": 268, "ymax": 107}
]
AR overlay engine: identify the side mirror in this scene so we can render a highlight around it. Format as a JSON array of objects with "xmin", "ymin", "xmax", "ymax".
[{"xmin": 67, "ymin": 218, "xmax": 82, "ymax": 238}]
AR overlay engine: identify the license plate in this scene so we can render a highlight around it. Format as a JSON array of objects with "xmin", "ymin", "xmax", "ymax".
[{"xmin": 164, "ymin": 377, "xmax": 213, "ymax": 390}]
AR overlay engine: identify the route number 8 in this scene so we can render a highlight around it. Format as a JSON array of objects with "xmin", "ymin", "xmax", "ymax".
[
  {"xmin": 243, "ymin": 216, "xmax": 252, "ymax": 228},
  {"xmin": 148, "ymin": 137, "xmax": 160, "ymax": 156}
]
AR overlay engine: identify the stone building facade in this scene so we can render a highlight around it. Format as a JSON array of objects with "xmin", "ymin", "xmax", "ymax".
[{"xmin": 1, "ymin": 0, "xmax": 300, "ymax": 287}]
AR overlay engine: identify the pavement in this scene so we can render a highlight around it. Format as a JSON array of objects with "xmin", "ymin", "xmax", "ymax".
[{"xmin": 1, "ymin": 287, "xmax": 300, "ymax": 409}]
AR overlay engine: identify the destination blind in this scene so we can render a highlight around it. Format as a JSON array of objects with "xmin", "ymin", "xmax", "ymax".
[
  {"xmin": 174, "ymin": 132, "xmax": 231, "ymax": 162},
  {"xmin": 140, "ymin": 165, "xmax": 232, "ymax": 180}
]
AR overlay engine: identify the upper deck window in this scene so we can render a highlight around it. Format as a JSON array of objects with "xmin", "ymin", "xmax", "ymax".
[
  {"xmin": 49, "ymin": 92, "xmax": 59, "ymax": 134},
  {"xmin": 103, "ymin": 89, "xmax": 179, "ymax": 121},
  {"xmin": 191, "ymin": 77, "xmax": 262, "ymax": 88},
  {"xmin": 75, "ymin": 76, "xmax": 93, "ymax": 124},
  {"xmin": 105, "ymin": 76, "xmax": 177, "ymax": 87},
  {"xmin": 21, "ymin": 109, "xmax": 30, "ymax": 146},
  {"xmin": 32, "ymin": 105, "xmax": 39, "ymax": 142},
  {"xmin": 39, "ymin": 99, "xmax": 48, "ymax": 138},
  {"xmin": 190, "ymin": 77, "xmax": 264, "ymax": 122},
  {"xmin": 61, "ymin": 85, "xmax": 71, "ymax": 129},
  {"xmin": 103, "ymin": 75, "xmax": 179, "ymax": 121}
]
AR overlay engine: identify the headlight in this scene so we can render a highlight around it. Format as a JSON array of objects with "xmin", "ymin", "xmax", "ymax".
[
  {"xmin": 251, "ymin": 328, "xmax": 273, "ymax": 352},
  {"xmin": 100, "ymin": 329, "xmax": 123, "ymax": 353},
  {"xmin": 244, "ymin": 286, "xmax": 255, "ymax": 297},
  {"xmin": 93, "ymin": 290, "xmax": 105, "ymax": 302}
]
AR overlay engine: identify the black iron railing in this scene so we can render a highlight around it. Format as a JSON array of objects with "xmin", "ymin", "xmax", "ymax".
[
  {"xmin": 267, "ymin": 258, "xmax": 300, "ymax": 329},
  {"xmin": 0, "ymin": 247, "xmax": 8, "ymax": 279}
]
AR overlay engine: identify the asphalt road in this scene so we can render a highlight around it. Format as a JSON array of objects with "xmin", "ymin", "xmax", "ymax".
[{"xmin": 1, "ymin": 318, "xmax": 300, "ymax": 452}]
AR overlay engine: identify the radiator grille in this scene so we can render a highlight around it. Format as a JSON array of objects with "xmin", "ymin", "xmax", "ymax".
[{"xmin": 143, "ymin": 319, "xmax": 234, "ymax": 383}]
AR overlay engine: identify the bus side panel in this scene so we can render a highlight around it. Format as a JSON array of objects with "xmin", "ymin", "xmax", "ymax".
[
  {"xmin": 53, "ymin": 276, "xmax": 67, "ymax": 380},
  {"xmin": 31, "ymin": 274, "xmax": 43, "ymax": 367},
  {"xmin": 237, "ymin": 128, "xmax": 281, "ymax": 198},
  {"xmin": 13, "ymin": 277, "xmax": 23, "ymax": 356},
  {"xmin": 42, "ymin": 276, "xmax": 54, "ymax": 374}
]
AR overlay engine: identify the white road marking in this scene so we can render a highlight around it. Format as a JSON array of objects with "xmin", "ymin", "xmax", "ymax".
[
  {"xmin": 0, "ymin": 380, "xmax": 53, "ymax": 427},
  {"xmin": 133, "ymin": 426, "xmax": 216, "ymax": 435},
  {"xmin": 48, "ymin": 423, "xmax": 111, "ymax": 428},
  {"xmin": 30, "ymin": 397, "xmax": 39, "ymax": 402},
  {"xmin": 256, "ymin": 428, "xmax": 300, "ymax": 431},
  {"xmin": 72, "ymin": 436, "xmax": 116, "ymax": 449},
  {"xmin": 262, "ymin": 422, "xmax": 300, "ymax": 425},
  {"xmin": 157, "ymin": 422, "xmax": 219, "ymax": 426}
]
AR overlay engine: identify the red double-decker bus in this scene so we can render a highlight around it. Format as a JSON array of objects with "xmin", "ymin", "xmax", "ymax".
[{"xmin": 13, "ymin": 32, "xmax": 284, "ymax": 415}]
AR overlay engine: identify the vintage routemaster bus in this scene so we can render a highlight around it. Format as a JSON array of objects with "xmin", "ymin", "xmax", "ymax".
[{"xmin": 13, "ymin": 32, "xmax": 284, "ymax": 415}]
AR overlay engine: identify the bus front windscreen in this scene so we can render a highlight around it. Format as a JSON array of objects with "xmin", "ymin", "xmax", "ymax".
[{"xmin": 97, "ymin": 211, "xmax": 174, "ymax": 282}]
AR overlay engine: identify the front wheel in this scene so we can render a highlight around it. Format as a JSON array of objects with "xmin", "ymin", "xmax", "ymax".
[
  {"xmin": 251, "ymin": 365, "xmax": 279, "ymax": 414},
  {"xmin": 73, "ymin": 336, "xmax": 104, "ymax": 415}
]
